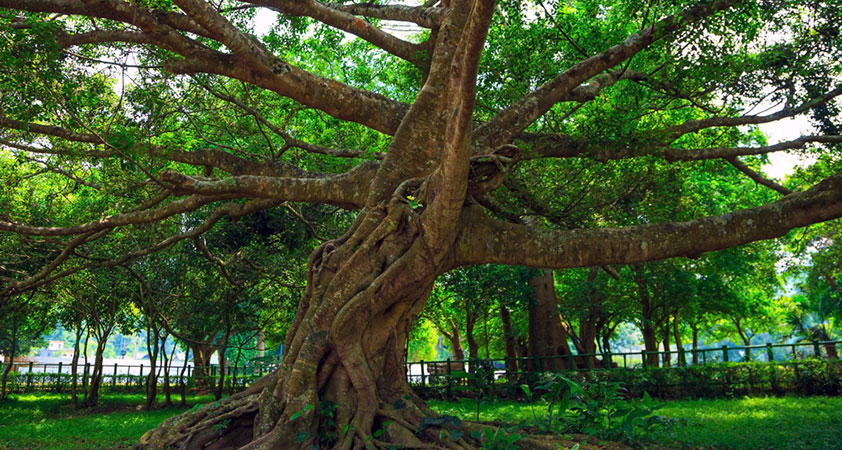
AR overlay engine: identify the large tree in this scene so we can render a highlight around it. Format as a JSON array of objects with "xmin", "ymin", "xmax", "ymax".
[{"xmin": 3, "ymin": 0, "xmax": 842, "ymax": 448}]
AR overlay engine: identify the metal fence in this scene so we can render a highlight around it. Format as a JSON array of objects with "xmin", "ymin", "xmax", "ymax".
[
  {"xmin": 3, "ymin": 340, "xmax": 839, "ymax": 396},
  {"xmin": 405, "ymin": 340, "xmax": 842, "ymax": 388},
  {"xmin": 0, "ymin": 360, "xmax": 274, "ymax": 394}
]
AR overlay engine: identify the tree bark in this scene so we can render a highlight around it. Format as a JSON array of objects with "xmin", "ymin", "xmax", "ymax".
[
  {"xmin": 527, "ymin": 269, "xmax": 572, "ymax": 370},
  {"xmin": 145, "ymin": 327, "xmax": 161, "ymax": 411},
  {"xmin": 70, "ymin": 323, "xmax": 82, "ymax": 406},
  {"xmin": 163, "ymin": 335, "xmax": 175, "ymax": 407},
  {"xmin": 0, "ymin": 321, "xmax": 17, "ymax": 399},
  {"xmin": 82, "ymin": 336, "xmax": 108, "ymax": 408},
  {"xmin": 661, "ymin": 322, "xmax": 672, "ymax": 367},
  {"xmin": 499, "ymin": 304, "xmax": 519, "ymax": 375},
  {"xmin": 633, "ymin": 266, "xmax": 660, "ymax": 367},
  {"xmin": 140, "ymin": 200, "xmax": 463, "ymax": 449},
  {"xmin": 673, "ymin": 313, "xmax": 685, "ymax": 366},
  {"xmin": 691, "ymin": 324, "xmax": 699, "ymax": 365}
]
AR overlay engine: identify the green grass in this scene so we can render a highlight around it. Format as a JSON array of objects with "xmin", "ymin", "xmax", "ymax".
[
  {"xmin": 429, "ymin": 396, "xmax": 842, "ymax": 450},
  {"xmin": 0, "ymin": 394, "xmax": 214, "ymax": 450},
  {"xmin": 3, "ymin": 394, "xmax": 840, "ymax": 449}
]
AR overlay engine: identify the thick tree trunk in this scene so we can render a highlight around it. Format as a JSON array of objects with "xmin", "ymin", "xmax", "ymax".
[
  {"xmin": 141, "ymin": 203, "xmax": 460, "ymax": 449},
  {"xmin": 661, "ymin": 323, "xmax": 672, "ymax": 367},
  {"xmin": 190, "ymin": 344, "xmax": 213, "ymax": 389},
  {"xmin": 257, "ymin": 330, "xmax": 265, "ymax": 358},
  {"xmin": 436, "ymin": 318, "xmax": 465, "ymax": 361},
  {"xmin": 527, "ymin": 270, "xmax": 572, "ymax": 370}
]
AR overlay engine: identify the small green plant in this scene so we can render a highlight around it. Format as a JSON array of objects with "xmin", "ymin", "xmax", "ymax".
[
  {"xmin": 211, "ymin": 418, "xmax": 231, "ymax": 435},
  {"xmin": 471, "ymin": 425, "xmax": 525, "ymax": 450}
]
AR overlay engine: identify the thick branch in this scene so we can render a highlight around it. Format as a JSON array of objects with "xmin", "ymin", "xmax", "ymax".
[
  {"xmin": 246, "ymin": 0, "xmax": 428, "ymax": 66},
  {"xmin": 160, "ymin": 162, "xmax": 376, "ymax": 209},
  {"xmin": 455, "ymin": 170, "xmax": 842, "ymax": 268},
  {"xmin": 2, "ymin": 0, "xmax": 411, "ymax": 135},
  {"xmin": 331, "ymin": 3, "xmax": 444, "ymax": 28},
  {"xmin": 0, "ymin": 194, "xmax": 237, "ymax": 237}
]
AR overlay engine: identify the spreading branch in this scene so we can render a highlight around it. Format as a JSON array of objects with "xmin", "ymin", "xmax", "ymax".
[{"xmin": 456, "ymin": 170, "xmax": 842, "ymax": 268}]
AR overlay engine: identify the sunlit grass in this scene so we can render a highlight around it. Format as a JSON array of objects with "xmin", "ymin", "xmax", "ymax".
[
  {"xmin": 0, "ymin": 393, "xmax": 214, "ymax": 450},
  {"xmin": 2, "ymin": 394, "xmax": 841, "ymax": 449},
  {"xmin": 430, "ymin": 396, "xmax": 842, "ymax": 450}
]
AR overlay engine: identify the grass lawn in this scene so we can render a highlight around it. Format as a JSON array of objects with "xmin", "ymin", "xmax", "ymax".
[
  {"xmin": 0, "ymin": 393, "xmax": 212, "ymax": 450},
  {"xmin": 2, "ymin": 394, "xmax": 840, "ymax": 449},
  {"xmin": 429, "ymin": 396, "xmax": 842, "ymax": 449}
]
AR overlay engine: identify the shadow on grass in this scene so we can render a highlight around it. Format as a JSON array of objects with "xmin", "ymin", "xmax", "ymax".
[{"xmin": 0, "ymin": 393, "xmax": 216, "ymax": 450}]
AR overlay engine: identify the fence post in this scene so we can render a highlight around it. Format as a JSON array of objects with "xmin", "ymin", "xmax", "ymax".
[
  {"xmin": 420, "ymin": 360, "xmax": 426, "ymax": 387},
  {"xmin": 722, "ymin": 345, "xmax": 729, "ymax": 362},
  {"xmin": 603, "ymin": 352, "xmax": 611, "ymax": 369},
  {"xmin": 445, "ymin": 358, "xmax": 452, "ymax": 398},
  {"xmin": 678, "ymin": 348, "xmax": 686, "ymax": 367},
  {"xmin": 766, "ymin": 343, "xmax": 774, "ymax": 362},
  {"xmin": 813, "ymin": 341, "xmax": 821, "ymax": 358},
  {"xmin": 57, "ymin": 362, "xmax": 63, "ymax": 393},
  {"xmin": 113, "ymin": 364, "xmax": 118, "ymax": 389},
  {"xmin": 566, "ymin": 352, "xmax": 574, "ymax": 370},
  {"xmin": 641, "ymin": 351, "xmax": 647, "ymax": 368},
  {"xmin": 622, "ymin": 353, "xmax": 627, "ymax": 368}
]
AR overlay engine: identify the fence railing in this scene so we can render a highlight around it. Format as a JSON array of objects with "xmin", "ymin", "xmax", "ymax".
[
  {"xmin": 3, "ymin": 340, "xmax": 839, "ymax": 395},
  {"xmin": 404, "ymin": 340, "xmax": 842, "ymax": 388},
  {"xmin": 0, "ymin": 360, "xmax": 275, "ymax": 394}
]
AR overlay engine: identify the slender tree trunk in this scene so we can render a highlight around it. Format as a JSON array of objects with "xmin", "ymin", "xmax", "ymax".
[
  {"xmin": 163, "ymin": 334, "xmax": 175, "ymax": 407},
  {"xmin": 661, "ymin": 323, "xmax": 672, "ymax": 367},
  {"xmin": 83, "ymin": 336, "xmax": 108, "ymax": 408},
  {"xmin": 0, "ymin": 323, "xmax": 17, "ymax": 399},
  {"xmin": 81, "ymin": 330, "xmax": 89, "ymax": 404},
  {"xmin": 215, "ymin": 342, "xmax": 228, "ymax": 401},
  {"xmin": 145, "ymin": 328, "xmax": 161, "ymax": 411},
  {"xmin": 231, "ymin": 342, "xmax": 244, "ymax": 395},
  {"xmin": 734, "ymin": 317, "xmax": 752, "ymax": 361},
  {"xmin": 499, "ymin": 304, "xmax": 518, "ymax": 375},
  {"xmin": 179, "ymin": 346, "xmax": 190, "ymax": 407},
  {"xmin": 527, "ymin": 269, "xmax": 572, "ymax": 370},
  {"xmin": 634, "ymin": 266, "xmax": 659, "ymax": 367},
  {"xmin": 465, "ymin": 300, "xmax": 479, "ymax": 367},
  {"xmin": 673, "ymin": 313, "xmax": 684, "ymax": 366},
  {"xmin": 691, "ymin": 324, "xmax": 699, "ymax": 365},
  {"xmin": 70, "ymin": 323, "xmax": 82, "ymax": 406}
]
